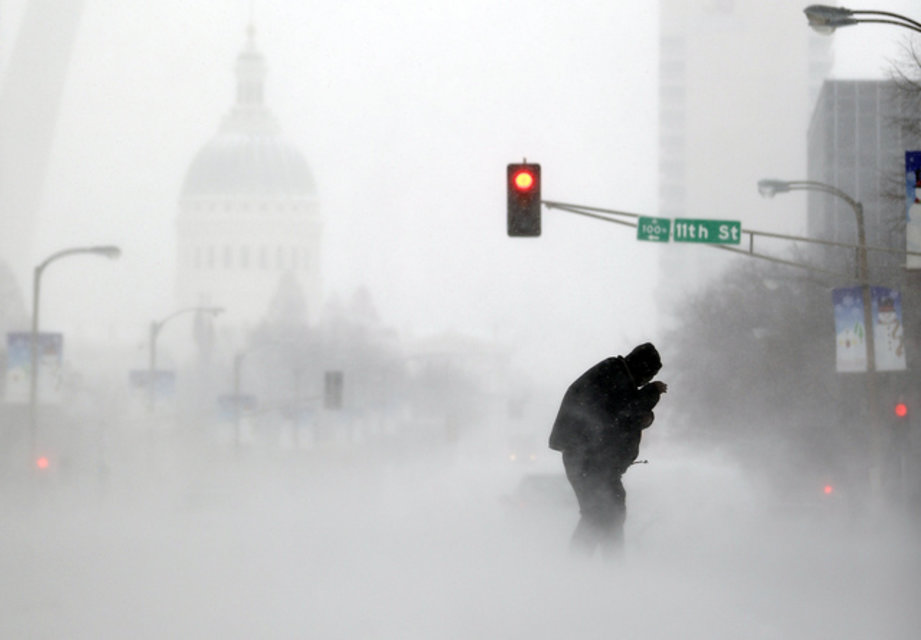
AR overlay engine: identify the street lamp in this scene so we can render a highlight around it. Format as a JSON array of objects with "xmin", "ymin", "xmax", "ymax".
[
  {"xmin": 758, "ymin": 178, "xmax": 884, "ymax": 493},
  {"xmin": 30, "ymin": 245, "xmax": 121, "ymax": 460},
  {"xmin": 148, "ymin": 306, "xmax": 224, "ymax": 411},
  {"xmin": 229, "ymin": 342, "xmax": 292, "ymax": 448},
  {"xmin": 804, "ymin": 5, "xmax": 921, "ymax": 34},
  {"xmin": 233, "ymin": 351, "xmax": 247, "ymax": 447}
]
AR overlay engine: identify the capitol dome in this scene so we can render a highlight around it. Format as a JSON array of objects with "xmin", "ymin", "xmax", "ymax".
[
  {"xmin": 179, "ymin": 26, "xmax": 316, "ymax": 200},
  {"xmin": 181, "ymin": 132, "xmax": 316, "ymax": 198},
  {"xmin": 175, "ymin": 26, "xmax": 324, "ymax": 329}
]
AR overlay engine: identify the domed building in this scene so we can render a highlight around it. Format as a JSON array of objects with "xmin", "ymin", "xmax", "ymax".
[{"xmin": 176, "ymin": 27, "xmax": 322, "ymax": 330}]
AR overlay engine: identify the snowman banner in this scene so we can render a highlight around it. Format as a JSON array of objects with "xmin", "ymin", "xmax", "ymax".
[
  {"xmin": 873, "ymin": 287, "xmax": 907, "ymax": 371},
  {"xmin": 906, "ymin": 151, "xmax": 921, "ymax": 269},
  {"xmin": 833, "ymin": 286, "xmax": 906, "ymax": 372}
]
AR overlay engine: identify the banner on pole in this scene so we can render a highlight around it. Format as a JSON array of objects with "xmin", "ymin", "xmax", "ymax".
[
  {"xmin": 832, "ymin": 287, "xmax": 906, "ymax": 372},
  {"xmin": 833, "ymin": 288, "xmax": 866, "ymax": 372},
  {"xmin": 906, "ymin": 151, "xmax": 921, "ymax": 269},
  {"xmin": 128, "ymin": 370, "xmax": 175, "ymax": 399},
  {"xmin": 872, "ymin": 287, "xmax": 906, "ymax": 371},
  {"xmin": 4, "ymin": 332, "xmax": 63, "ymax": 403}
]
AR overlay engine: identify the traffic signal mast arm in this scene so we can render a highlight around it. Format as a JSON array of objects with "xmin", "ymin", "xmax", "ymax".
[{"xmin": 541, "ymin": 199, "xmax": 921, "ymax": 286}]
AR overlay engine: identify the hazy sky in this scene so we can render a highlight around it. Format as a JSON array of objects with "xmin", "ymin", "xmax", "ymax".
[{"xmin": 1, "ymin": 0, "xmax": 919, "ymax": 382}]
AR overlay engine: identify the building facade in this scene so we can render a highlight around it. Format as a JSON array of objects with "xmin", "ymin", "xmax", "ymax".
[
  {"xmin": 807, "ymin": 79, "xmax": 920, "ymax": 277},
  {"xmin": 657, "ymin": 1, "xmax": 832, "ymax": 306},
  {"xmin": 175, "ymin": 28, "xmax": 322, "ymax": 332}
]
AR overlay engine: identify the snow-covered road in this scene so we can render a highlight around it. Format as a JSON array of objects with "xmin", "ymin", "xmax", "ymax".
[{"xmin": 2, "ymin": 434, "xmax": 918, "ymax": 639}]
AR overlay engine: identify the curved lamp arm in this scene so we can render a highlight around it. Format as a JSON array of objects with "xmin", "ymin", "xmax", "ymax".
[{"xmin": 805, "ymin": 5, "xmax": 921, "ymax": 34}]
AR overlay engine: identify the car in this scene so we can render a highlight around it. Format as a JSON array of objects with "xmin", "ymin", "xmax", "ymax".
[
  {"xmin": 505, "ymin": 434, "xmax": 541, "ymax": 463},
  {"xmin": 502, "ymin": 472, "xmax": 576, "ymax": 514}
]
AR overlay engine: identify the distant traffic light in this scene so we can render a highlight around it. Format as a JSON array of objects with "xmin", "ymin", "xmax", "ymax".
[
  {"xmin": 507, "ymin": 162, "xmax": 541, "ymax": 237},
  {"xmin": 35, "ymin": 456, "xmax": 49, "ymax": 470},
  {"xmin": 324, "ymin": 370, "xmax": 343, "ymax": 410},
  {"xmin": 891, "ymin": 400, "xmax": 911, "ymax": 447}
]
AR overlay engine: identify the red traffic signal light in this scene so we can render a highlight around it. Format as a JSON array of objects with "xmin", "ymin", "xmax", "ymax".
[
  {"xmin": 895, "ymin": 402, "xmax": 908, "ymax": 418},
  {"xmin": 35, "ymin": 456, "xmax": 50, "ymax": 470},
  {"xmin": 507, "ymin": 162, "xmax": 541, "ymax": 237},
  {"xmin": 512, "ymin": 168, "xmax": 536, "ymax": 192}
]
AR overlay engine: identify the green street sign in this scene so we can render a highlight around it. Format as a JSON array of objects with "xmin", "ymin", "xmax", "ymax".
[
  {"xmin": 673, "ymin": 218, "xmax": 741, "ymax": 244},
  {"xmin": 637, "ymin": 216, "xmax": 671, "ymax": 242}
]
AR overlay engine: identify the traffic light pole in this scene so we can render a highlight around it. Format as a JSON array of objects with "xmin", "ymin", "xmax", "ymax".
[
  {"xmin": 541, "ymin": 200, "xmax": 921, "ymax": 287},
  {"xmin": 853, "ymin": 201, "xmax": 884, "ymax": 499}
]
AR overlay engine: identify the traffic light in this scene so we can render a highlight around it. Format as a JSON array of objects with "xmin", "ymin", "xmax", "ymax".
[
  {"xmin": 507, "ymin": 162, "xmax": 541, "ymax": 237},
  {"xmin": 324, "ymin": 370, "xmax": 343, "ymax": 410},
  {"xmin": 891, "ymin": 400, "xmax": 911, "ymax": 448}
]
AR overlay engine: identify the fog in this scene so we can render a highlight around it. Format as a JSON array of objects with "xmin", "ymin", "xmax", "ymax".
[
  {"xmin": 0, "ymin": 0, "xmax": 917, "ymax": 373},
  {"xmin": 1, "ymin": 0, "xmax": 667, "ymax": 383},
  {"xmin": 3, "ymin": 1, "xmax": 921, "ymax": 637},
  {"xmin": 3, "ymin": 427, "xmax": 920, "ymax": 638}
]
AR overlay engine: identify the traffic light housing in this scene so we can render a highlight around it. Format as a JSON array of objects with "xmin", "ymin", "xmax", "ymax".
[
  {"xmin": 891, "ymin": 400, "xmax": 910, "ymax": 447},
  {"xmin": 507, "ymin": 163, "xmax": 541, "ymax": 237},
  {"xmin": 324, "ymin": 370, "xmax": 343, "ymax": 410}
]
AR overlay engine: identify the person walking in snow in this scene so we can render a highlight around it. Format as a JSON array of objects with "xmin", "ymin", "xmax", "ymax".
[{"xmin": 549, "ymin": 343, "xmax": 666, "ymax": 559}]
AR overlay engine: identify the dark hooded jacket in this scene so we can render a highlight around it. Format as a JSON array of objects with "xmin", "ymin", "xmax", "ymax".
[{"xmin": 548, "ymin": 345, "xmax": 663, "ymax": 474}]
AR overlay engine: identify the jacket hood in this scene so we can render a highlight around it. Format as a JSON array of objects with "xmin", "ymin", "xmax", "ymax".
[{"xmin": 624, "ymin": 342, "xmax": 661, "ymax": 385}]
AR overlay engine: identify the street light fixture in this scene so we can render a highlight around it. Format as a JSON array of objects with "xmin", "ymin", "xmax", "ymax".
[
  {"xmin": 804, "ymin": 5, "xmax": 921, "ymax": 34},
  {"xmin": 756, "ymin": 179, "xmax": 793, "ymax": 198},
  {"xmin": 758, "ymin": 178, "xmax": 884, "ymax": 494},
  {"xmin": 148, "ymin": 306, "xmax": 224, "ymax": 411},
  {"xmin": 757, "ymin": 179, "xmax": 866, "ymax": 274},
  {"xmin": 30, "ymin": 245, "xmax": 121, "ymax": 461}
]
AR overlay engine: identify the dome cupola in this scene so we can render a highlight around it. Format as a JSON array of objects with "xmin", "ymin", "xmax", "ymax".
[{"xmin": 180, "ymin": 26, "xmax": 316, "ymax": 199}]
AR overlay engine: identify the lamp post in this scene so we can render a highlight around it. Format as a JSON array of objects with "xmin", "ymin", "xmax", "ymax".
[
  {"xmin": 804, "ymin": 5, "xmax": 921, "ymax": 34},
  {"xmin": 148, "ymin": 306, "xmax": 223, "ymax": 411},
  {"xmin": 30, "ymin": 245, "xmax": 121, "ymax": 460},
  {"xmin": 229, "ymin": 343, "xmax": 291, "ymax": 449},
  {"xmin": 758, "ymin": 179, "xmax": 884, "ymax": 493},
  {"xmin": 233, "ymin": 351, "xmax": 246, "ymax": 448}
]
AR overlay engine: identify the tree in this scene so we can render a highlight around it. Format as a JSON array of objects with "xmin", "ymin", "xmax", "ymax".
[
  {"xmin": 662, "ymin": 259, "xmax": 863, "ymax": 482},
  {"xmin": 890, "ymin": 43, "xmax": 921, "ymax": 141}
]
